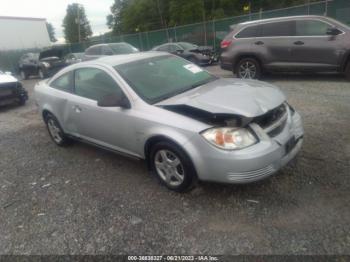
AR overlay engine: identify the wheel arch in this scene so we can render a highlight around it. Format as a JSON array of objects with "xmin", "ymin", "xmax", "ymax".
[
  {"xmin": 233, "ymin": 54, "xmax": 263, "ymax": 73},
  {"xmin": 144, "ymin": 135, "xmax": 193, "ymax": 171}
]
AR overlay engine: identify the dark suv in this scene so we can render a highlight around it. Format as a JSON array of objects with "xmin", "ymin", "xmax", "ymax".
[{"xmin": 220, "ymin": 15, "xmax": 350, "ymax": 80}]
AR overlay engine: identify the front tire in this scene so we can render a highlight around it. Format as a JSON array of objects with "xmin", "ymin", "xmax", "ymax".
[
  {"xmin": 150, "ymin": 141, "xmax": 197, "ymax": 192},
  {"xmin": 235, "ymin": 58, "xmax": 262, "ymax": 79},
  {"xmin": 44, "ymin": 113, "xmax": 71, "ymax": 146}
]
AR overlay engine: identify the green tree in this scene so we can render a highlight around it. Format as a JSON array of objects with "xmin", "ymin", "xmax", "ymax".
[
  {"xmin": 106, "ymin": 0, "xmax": 321, "ymax": 35},
  {"xmin": 63, "ymin": 3, "xmax": 92, "ymax": 43},
  {"xmin": 46, "ymin": 22, "xmax": 57, "ymax": 42}
]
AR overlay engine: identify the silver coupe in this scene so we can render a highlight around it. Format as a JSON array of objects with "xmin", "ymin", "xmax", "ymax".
[{"xmin": 34, "ymin": 52, "xmax": 304, "ymax": 192}]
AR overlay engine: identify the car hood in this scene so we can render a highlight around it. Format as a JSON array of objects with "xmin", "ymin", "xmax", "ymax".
[
  {"xmin": 156, "ymin": 78, "xmax": 286, "ymax": 118},
  {"xmin": 0, "ymin": 74, "xmax": 18, "ymax": 84}
]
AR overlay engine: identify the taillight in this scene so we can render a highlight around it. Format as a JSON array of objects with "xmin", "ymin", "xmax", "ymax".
[{"xmin": 220, "ymin": 39, "xmax": 232, "ymax": 49}]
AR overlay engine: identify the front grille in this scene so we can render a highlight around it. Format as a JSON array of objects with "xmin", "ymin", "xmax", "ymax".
[
  {"xmin": 227, "ymin": 164, "xmax": 276, "ymax": 182},
  {"xmin": 253, "ymin": 103, "xmax": 288, "ymax": 137}
]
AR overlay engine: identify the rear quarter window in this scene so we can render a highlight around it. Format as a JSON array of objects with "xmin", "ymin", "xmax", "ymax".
[{"xmin": 235, "ymin": 25, "xmax": 261, "ymax": 38}]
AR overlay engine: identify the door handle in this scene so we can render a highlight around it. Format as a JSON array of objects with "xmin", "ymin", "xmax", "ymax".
[
  {"xmin": 255, "ymin": 41, "xmax": 264, "ymax": 45},
  {"xmin": 73, "ymin": 105, "xmax": 82, "ymax": 113},
  {"xmin": 294, "ymin": 41, "xmax": 304, "ymax": 45}
]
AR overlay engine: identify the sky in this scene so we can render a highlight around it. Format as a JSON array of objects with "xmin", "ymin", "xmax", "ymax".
[{"xmin": 1, "ymin": 0, "xmax": 114, "ymax": 43}]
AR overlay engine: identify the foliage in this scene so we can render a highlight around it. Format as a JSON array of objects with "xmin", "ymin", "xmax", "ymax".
[
  {"xmin": 63, "ymin": 3, "xmax": 93, "ymax": 43},
  {"xmin": 46, "ymin": 22, "xmax": 57, "ymax": 42},
  {"xmin": 106, "ymin": 0, "xmax": 320, "ymax": 34}
]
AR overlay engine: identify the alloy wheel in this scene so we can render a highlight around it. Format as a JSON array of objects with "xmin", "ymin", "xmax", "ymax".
[
  {"xmin": 154, "ymin": 150, "xmax": 185, "ymax": 187},
  {"xmin": 238, "ymin": 61, "xmax": 257, "ymax": 79},
  {"xmin": 47, "ymin": 119, "xmax": 63, "ymax": 144}
]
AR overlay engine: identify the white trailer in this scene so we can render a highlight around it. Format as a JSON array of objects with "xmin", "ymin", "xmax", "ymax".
[{"xmin": 0, "ymin": 16, "xmax": 51, "ymax": 50}]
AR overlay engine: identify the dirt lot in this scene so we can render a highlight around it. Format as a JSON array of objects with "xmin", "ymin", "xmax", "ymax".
[{"xmin": 0, "ymin": 67, "xmax": 350, "ymax": 255}]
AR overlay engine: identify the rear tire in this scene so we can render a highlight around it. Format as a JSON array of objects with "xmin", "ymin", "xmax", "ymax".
[
  {"xmin": 235, "ymin": 58, "xmax": 262, "ymax": 80},
  {"xmin": 150, "ymin": 141, "xmax": 197, "ymax": 192},
  {"xmin": 44, "ymin": 113, "xmax": 71, "ymax": 147},
  {"xmin": 345, "ymin": 61, "xmax": 350, "ymax": 81}
]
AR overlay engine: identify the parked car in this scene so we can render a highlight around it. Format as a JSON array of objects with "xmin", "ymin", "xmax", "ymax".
[
  {"xmin": 220, "ymin": 15, "xmax": 350, "ymax": 80},
  {"xmin": 83, "ymin": 42, "xmax": 139, "ymax": 61},
  {"xmin": 34, "ymin": 52, "xmax": 304, "ymax": 192},
  {"xmin": 18, "ymin": 52, "xmax": 40, "ymax": 80},
  {"xmin": 64, "ymin": 52, "xmax": 84, "ymax": 65},
  {"xmin": 152, "ymin": 42, "xmax": 218, "ymax": 65},
  {"xmin": 18, "ymin": 49, "xmax": 79, "ymax": 79},
  {"xmin": 0, "ymin": 71, "xmax": 28, "ymax": 106}
]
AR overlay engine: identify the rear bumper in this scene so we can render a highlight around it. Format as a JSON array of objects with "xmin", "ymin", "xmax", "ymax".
[{"xmin": 220, "ymin": 54, "xmax": 233, "ymax": 71}]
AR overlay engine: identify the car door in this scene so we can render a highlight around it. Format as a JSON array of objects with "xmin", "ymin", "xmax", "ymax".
[
  {"xmin": 68, "ymin": 66, "xmax": 137, "ymax": 156},
  {"xmin": 48, "ymin": 71, "xmax": 78, "ymax": 134},
  {"xmin": 291, "ymin": 19, "xmax": 344, "ymax": 70},
  {"xmin": 257, "ymin": 21, "xmax": 296, "ymax": 70}
]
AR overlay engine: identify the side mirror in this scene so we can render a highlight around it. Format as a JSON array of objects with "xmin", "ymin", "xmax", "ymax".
[
  {"xmin": 176, "ymin": 49, "xmax": 184, "ymax": 54},
  {"xmin": 326, "ymin": 27, "xmax": 341, "ymax": 36},
  {"xmin": 97, "ymin": 94, "xmax": 131, "ymax": 109}
]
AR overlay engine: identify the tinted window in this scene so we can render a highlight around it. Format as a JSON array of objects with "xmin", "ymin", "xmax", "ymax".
[
  {"xmin": 261, "ymin": 21, "xmax": 295, "ymax": 37},
  {"xmin": 296, "ymin": 20, "xmax": 329, "ymax": 36},
  {"xmin": 102, "ymin": 46, "xmax": 114, "ymax": 55},
  {"xmin": 115, "ymin": 55, "xmax": 217, "ymax": 104},
  {"xmin": 74, "ymin": 68, "xmax": 123, "ymax": 101},
  {"xmin": 177, "ymin": 42, "xmax": 197, "ymax": 50},
  {"xmin": 236, "ymin": 25, "xmax": 261, "ymax": 38},
  {"xmin": 109, "ymin": 43, "xmax": 139, "ymax": 54},
  {"xmin": 51, "ymin": 72, "xmax": 74, "ymax": 92},
  {"xmin": 156, "ymin": 45, "xmax": 169, "ymax": 52},
  {"xmin": 86, "ymin": 46, "xmax": 101, "ymax": 56},
  {"xmin": 168, "ymin": 44, "xmax": 180, "ymax": 52}
]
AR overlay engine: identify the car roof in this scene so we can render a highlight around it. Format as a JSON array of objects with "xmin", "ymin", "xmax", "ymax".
[
  {"xmin": 90, "ymin": 51, "xmax": 168, "ymax": 66},
  {"xmin": 237, "ymin": 15, "xmax": 326, "ymax": 26},
  {"xmin": 87, "ymin": 42, "xmax": 130, "ymax": 48}
]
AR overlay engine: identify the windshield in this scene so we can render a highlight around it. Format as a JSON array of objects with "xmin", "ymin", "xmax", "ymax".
[
  {"xmin": 178, "ymin": 42, "xmax": 198, "ymax": 50},
  {"xmin": 110, "ymin": 43, "xmax": 139, "ymax": 54},
  {"xmin": 115, "ymin": 55, "xmax": 217, "ymax": 104}
]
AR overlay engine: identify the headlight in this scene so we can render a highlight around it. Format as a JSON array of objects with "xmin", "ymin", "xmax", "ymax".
[
  {"xmin": 201, "ymin": 127, "xmax": 257, "ymax": 150},
  {"xmin": 41, "ymin": 62, "xmax": 50, "ymax": 68}
]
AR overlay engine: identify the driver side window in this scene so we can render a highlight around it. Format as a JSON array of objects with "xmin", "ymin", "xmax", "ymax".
[{"xmin": 74, "ymin": 68, "xmax": 124, "ymax": 101}]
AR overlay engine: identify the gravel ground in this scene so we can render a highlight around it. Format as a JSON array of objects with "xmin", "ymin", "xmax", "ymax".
[{"xmin": 0, "ymin": 67, "xmax": 350, "ymax": 255}]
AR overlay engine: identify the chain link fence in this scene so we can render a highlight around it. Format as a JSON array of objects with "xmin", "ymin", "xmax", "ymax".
[{"xmin": 1, "ymin": 0, "xmax": 349, "ymax": 72}]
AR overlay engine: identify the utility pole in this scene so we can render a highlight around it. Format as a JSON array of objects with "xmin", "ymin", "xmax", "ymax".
[{"xmin": 156, "ymin": 0, "xmax": 169, "ymax": 41}]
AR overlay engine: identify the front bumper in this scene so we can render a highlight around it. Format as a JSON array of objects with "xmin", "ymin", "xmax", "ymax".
[{"xmin": 183, "ymin": 109, "xmax": 304, "ymax": 184}]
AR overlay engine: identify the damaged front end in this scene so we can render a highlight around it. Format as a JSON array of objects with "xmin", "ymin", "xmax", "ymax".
[
  {"xmin": 189, "ymin": 46, "xmax": 219, "ymax": 63},
  {"xmin": 161, "ymin": 103, "xmax": 290, "ymax": 139}
]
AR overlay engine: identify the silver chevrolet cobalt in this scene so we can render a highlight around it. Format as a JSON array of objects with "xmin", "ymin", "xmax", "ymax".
[{"xmin": 34, "ymin": 52, "xmax": 304, "ymax": 192}]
